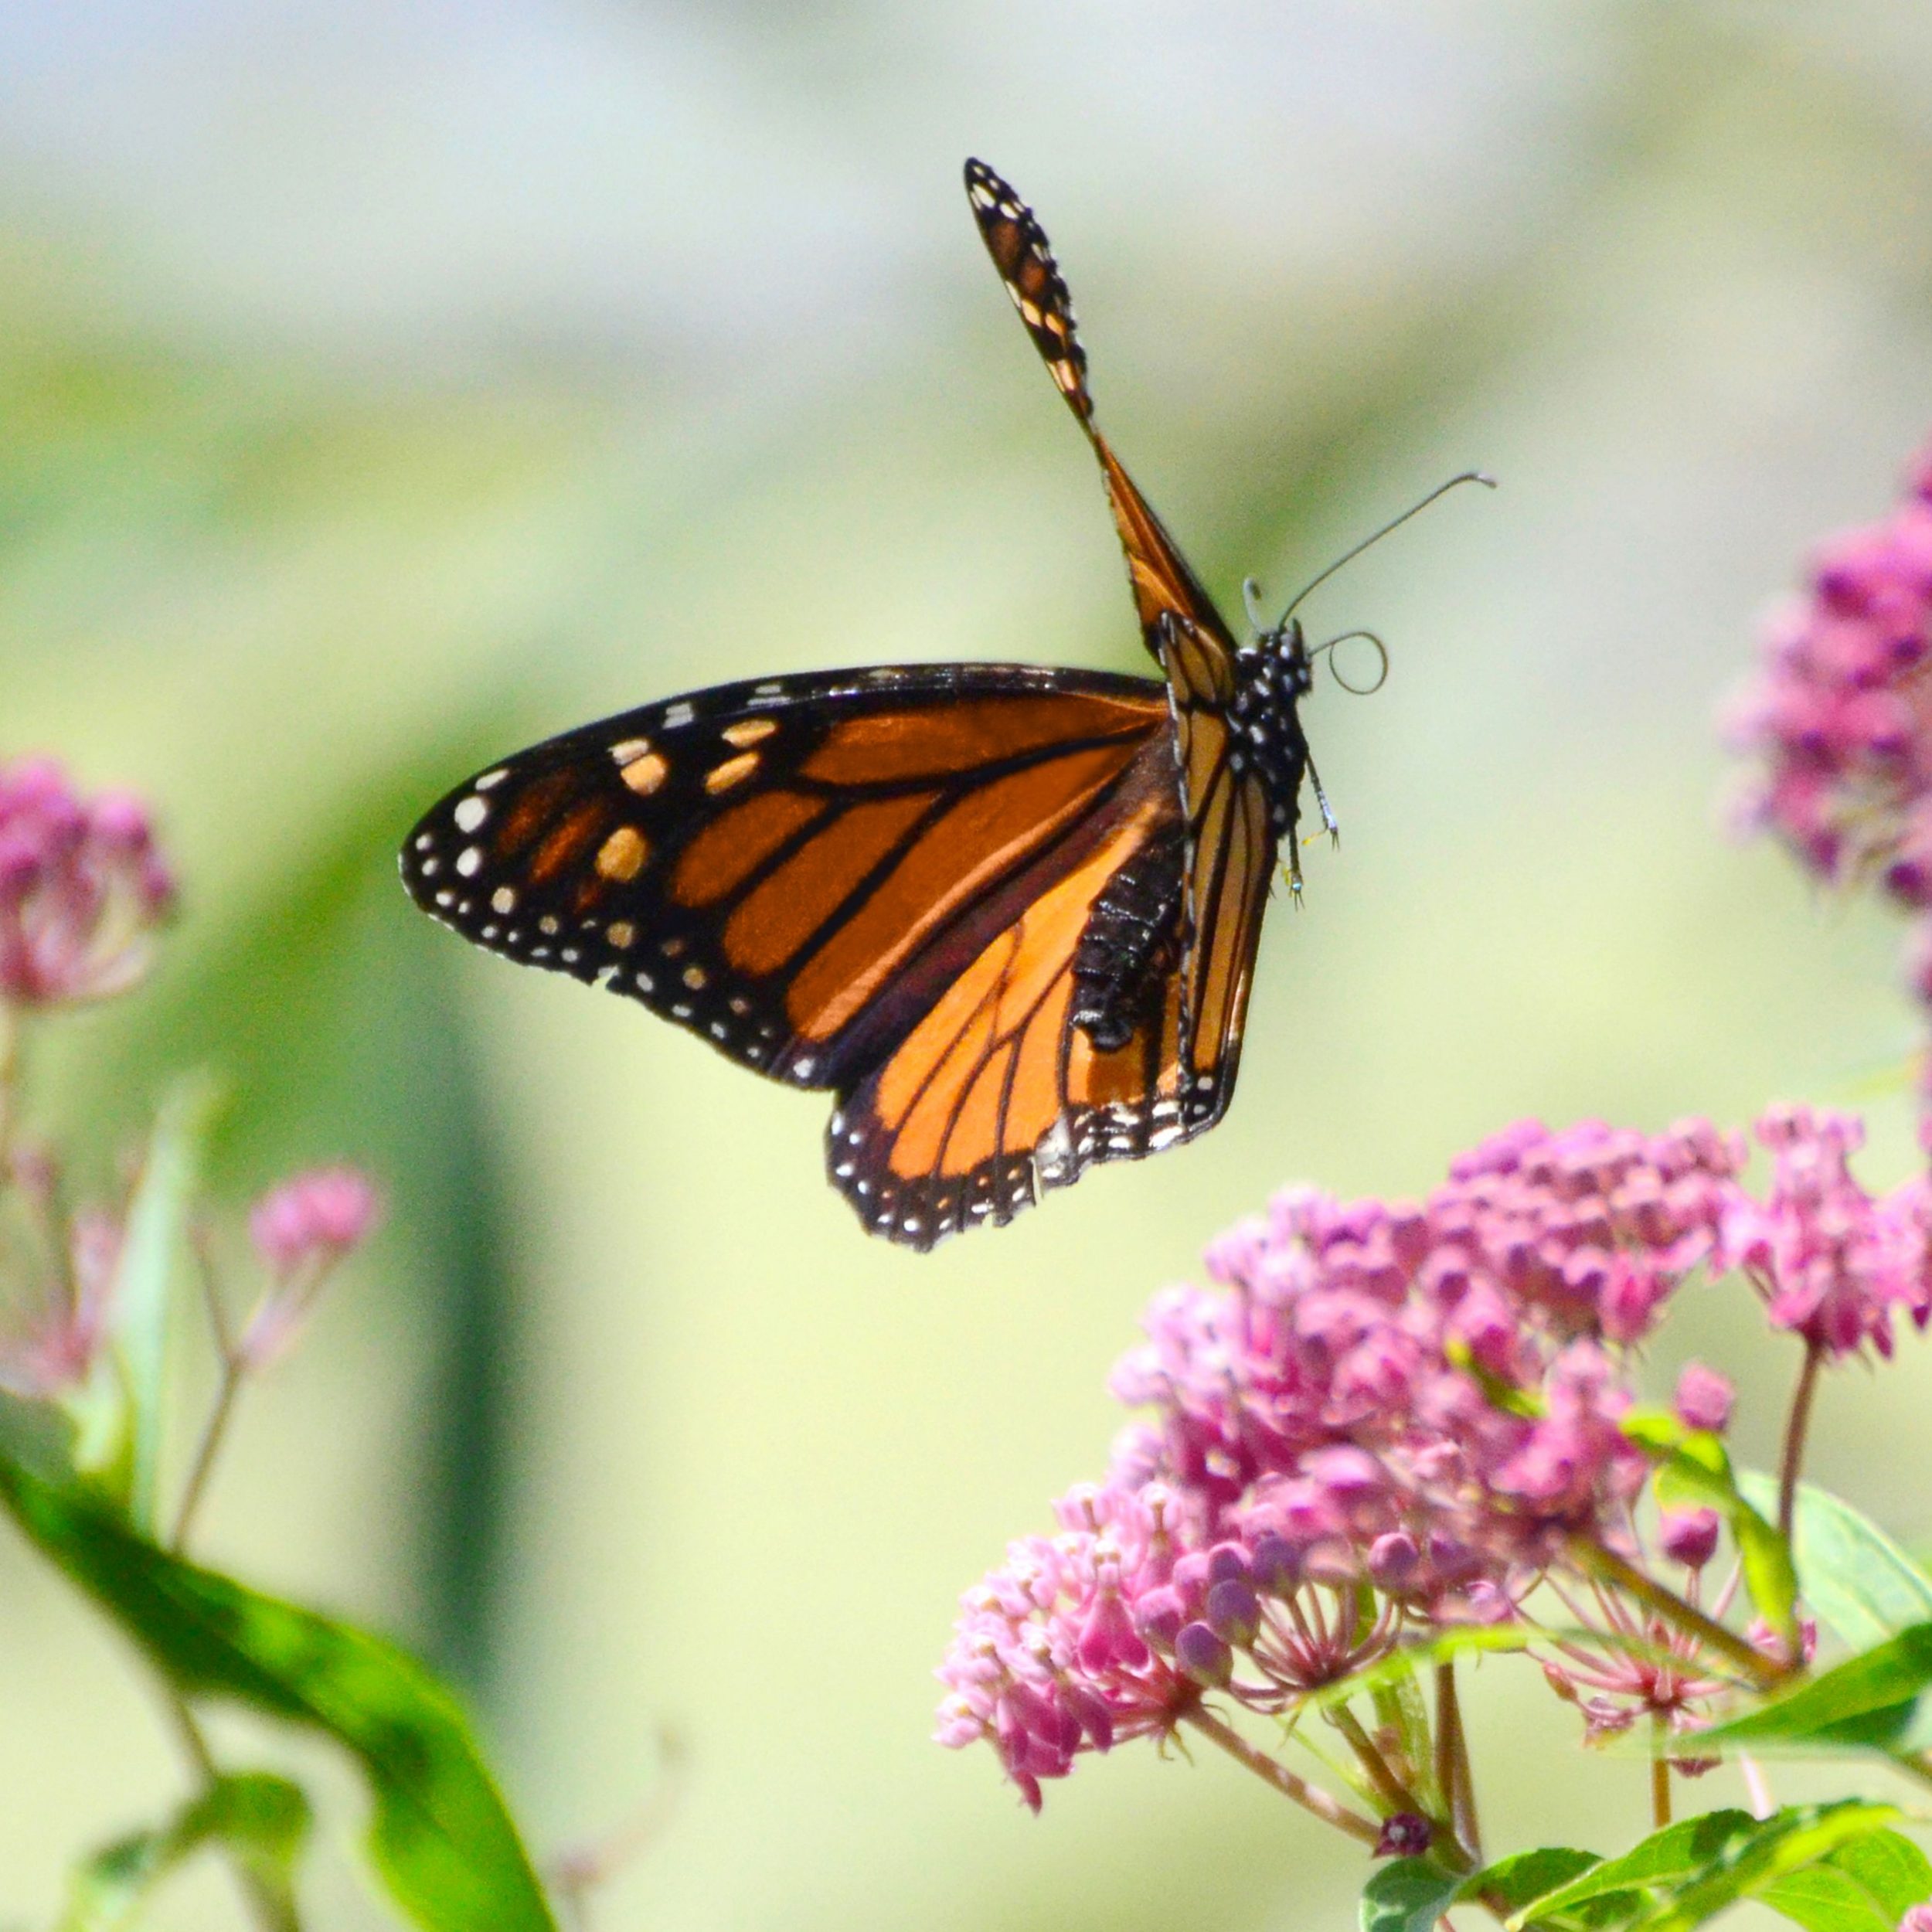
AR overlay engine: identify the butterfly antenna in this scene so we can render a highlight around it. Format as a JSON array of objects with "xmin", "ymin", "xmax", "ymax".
[
  {"xmin": 1308, "ymin": 628, "xmax": 1389, "ymax": 696},
  {"xmin": 1277, "ymin": 470, "xmax": 1495, "ymax": 628}
]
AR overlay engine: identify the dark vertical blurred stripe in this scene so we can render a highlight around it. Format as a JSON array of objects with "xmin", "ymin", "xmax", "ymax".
[{"xmin": 389, "ymin": 933, "xmax": 517, "ymax": 1695}]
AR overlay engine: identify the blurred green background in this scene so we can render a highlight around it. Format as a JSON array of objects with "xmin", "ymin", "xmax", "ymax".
[{"xmin": 6, "ymin": 2, "xmax": 1932, "ymax": 1926}]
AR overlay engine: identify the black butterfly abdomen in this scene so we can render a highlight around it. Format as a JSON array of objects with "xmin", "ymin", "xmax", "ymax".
[{"xmin": 1070, "ymin": 819, "xmax": 1186, "ymax": 1052}]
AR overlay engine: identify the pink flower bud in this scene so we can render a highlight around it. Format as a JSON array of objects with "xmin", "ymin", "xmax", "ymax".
[
  {"xmin": 1673, "ymin": 1362, "xmax": 1734, "ymax": 1434},
  {"xmin": 1658, "ymin": 1507, "xmax": 1720, "ymax": 1570},
  {"xmin": 248, "ymin": 1167, "xmax": 380, "ymax": 1280}
]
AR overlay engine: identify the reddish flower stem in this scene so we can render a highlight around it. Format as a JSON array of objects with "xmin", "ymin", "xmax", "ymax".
[
  {"xmin": 1777, "ymin": 1342, "xmax": 1823, "ymax": 1543},
  {"xmin": 1651, "ymin": 1715, "xmax": 1672, "ymax": 1828},
  {"xmin": 1182, "ymin": 1705, "xmax": 1381, "ymax": 1845}
]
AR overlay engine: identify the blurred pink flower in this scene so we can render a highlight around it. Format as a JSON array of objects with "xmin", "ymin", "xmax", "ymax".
[
  {"xmin": 240, "ymin": 1166, "xmax": 380, "ymax": 1368},
  {"xmin": 0, "ymin": 1193, "xmax": 121, "ymax": 1399},
  {"xmin": 0, "ymin": 759, "xmax": 174, "ymax": 1008}
]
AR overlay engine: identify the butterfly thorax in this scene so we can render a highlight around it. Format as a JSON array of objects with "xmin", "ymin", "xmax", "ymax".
[{"xmin": 1228, "ymin": 620, "xmax": 1315, "ymax": 840}]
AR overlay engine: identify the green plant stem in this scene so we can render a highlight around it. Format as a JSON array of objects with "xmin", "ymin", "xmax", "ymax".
[
  {"xmin": 172, "ymin": 1237, "xmax": 243, "ymax": 1550},
  {"xmin": 1328, "ymin": 1702, "xmax": 1426, "ymax": 1819},
  {"xmin": 1436, "ymin": 1659, "xmax": 1481, "ymax": 1863},
  {"xmin": 1777, "ymin": 1342, "xmax": 1823, "ymax": 1544},
  {"xmin": 1569, "ymin": 1539, "xmax": 1787, "ymax": 1690},
  {"xmin": 1182, "ymin": 1704, "xmax": 1381, "ymax": 1845},
  {"xmin": 161, "ymin": 1686, "xmax": 300, "ymax": 1932},
  {"xmin": 1651, "ymin": 1714, "xmax": 1672, "ymax": 1828}
]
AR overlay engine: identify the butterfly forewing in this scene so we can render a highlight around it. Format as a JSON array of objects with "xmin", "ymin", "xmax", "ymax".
[{"xmin": 400, "ymin": 664, "xmax": 1174, "ymax": 1094}]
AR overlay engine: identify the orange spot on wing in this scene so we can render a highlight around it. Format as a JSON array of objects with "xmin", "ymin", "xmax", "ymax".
[
  {"xmin": 527, "ymin": 800, "xmax": 612, "ymax": 886},
  {"xmin": 495, "ymin": 771, "xmax": 582, "ymax": 855}
]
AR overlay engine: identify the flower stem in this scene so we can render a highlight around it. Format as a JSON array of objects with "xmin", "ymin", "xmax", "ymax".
[
  {"xmin": 1777, "ymin": 1342, "xmax": 1823, "ymax": 1543},
  {"xmin": 1569, "ymin": 1539, "xmax": 1786, "ymax": 1689},
  {"xmin": 1651, "ymin": 1715, "xmax": 1672, "ymax": 1828},
  {"xmin": 1182, "ymin": 1704, "xmax": 1381, "ymax": 1845},
  {"xmin": 172, "ymin": 1236, "xmax": 243, "ymax": 1550},
  {"xmin": 161, "ymin": 1686, "xmax": 301, "ymax": 1932},
  {"xmin": 1328, "ymin": 1702, "xmax": 1426, "ymax": 1819},
  {"xmin": 1435, "ymin": 1660, "xmax": 1481, "ymax": 1863}
]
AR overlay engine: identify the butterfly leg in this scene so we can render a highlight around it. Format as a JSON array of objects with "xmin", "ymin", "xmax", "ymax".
[{"xmin": 1304, "ymin": 748, "xmax": 1341, "ymax": 848}]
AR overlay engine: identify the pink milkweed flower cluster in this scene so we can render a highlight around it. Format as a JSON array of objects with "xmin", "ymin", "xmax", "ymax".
[
  {"xmin": 1730, "ymin": 441, "xmax": 1932, "ymax": 1006},
  {"xmin": 1723, "ymin": 1104, "xmax": 1931, "ymax": 1360},
  {"xmin": 937, "ymin": 1111, "xmax": 1928, "ymax": 1811},
  {"xmin": 0, "ymin": 759, "xmax": 175, "ymax": 1009}
]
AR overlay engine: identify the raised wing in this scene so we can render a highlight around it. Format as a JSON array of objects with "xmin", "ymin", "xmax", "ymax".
[
  {"xmin": 399, "ymin": 663, "xmax": 1172, "ymax": 1094},
  {"xmin": 964, "ymin": 157, "xmax": 1240, "ymax": 666},
  {"xmin": 967, "ymin": 159, "xmax": 1282, "ymax": 1136}
]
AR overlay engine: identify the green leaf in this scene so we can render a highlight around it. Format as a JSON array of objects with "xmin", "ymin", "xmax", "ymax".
[
  {"xmin": 1757, "ymin": 1826, "xmax": 1932, "ymax": 1932},
  {"xmin": 0, "ymin": 1453, "xmax": 556, "ymax": 1932},
  {"xmin": 1701, "ymin": 1624, "xmax": 1932, "ymax": 1755},
  {"xmin": 1461, "ymin": 1847, "xmax": 1604, "ymax": 1928},
  {"xmin": 1739, "ymin": 1472, "xmax": 1932, "ymax": 1651},
  {"xmin": 59, "ymin": 1771, "xmax": 309, "ymax": 1932},
  {"xmin": 1629, "ymin": 1415, "xmax": 1798, "ymax": 1646},
  {"xmin": 1362, "ymin": 1858, "xmax": 1463, "ymax": 1932},
  {"xmin": 1505, "ymin": 1803, "xmax": 1903, "ymax": 1932},
  {"xmin": 104, "ymin": 1074, "xmax": 220, "ymax": 1526}
]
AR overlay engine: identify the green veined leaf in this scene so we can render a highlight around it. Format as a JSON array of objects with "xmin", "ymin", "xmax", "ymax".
[
  {"xmin": 1624, "ymin": 1412, "xmax": 1798, "ymax": 1646},
  {"xmin": 1699, "ymin": 1624, "xmax": 1932, "ymax": 1756},
  {"xmin": 1505, "ymin": 1803, "xmax": 1903, "ymax": 1932},
  {"xmin": 1738, "ymin": 1473, "xmax": 1932, "ymax": 1652},
  {"xmin": 1361, "ymin": 1858, "xmax": 1463, "ymax": 1932},
  {"xmin": 1757, "ymin": 1826, "xmax": 1932, "ymax": 1932},
  {"xmin": 0, "ymin": 1452, "xmax": 556, "ymax": 1932},
  {"xmin": 58, "ymin": 1772, "xmax": 308, "ymax": 1932}
]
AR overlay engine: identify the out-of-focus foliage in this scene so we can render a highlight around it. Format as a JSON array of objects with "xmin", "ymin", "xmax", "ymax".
[{"xmin": 8, "ymin": 4, "xmax": 1932, "ymax": 1928}]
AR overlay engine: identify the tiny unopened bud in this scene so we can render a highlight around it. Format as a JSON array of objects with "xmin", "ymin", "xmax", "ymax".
[
  {"xmin": 1673, "ymin": 1361, "xmax": 1734, "ymax": 1434},
  {"xmin": 1174, "ymin": 1621, "xmax": 1233, "ymax": 1688},
  {"xmin": 1204, "ymin": 1578, "xmax": 1260, "ymax": 1648},
  {"xmin": 1374, "ymin": 1813, "xmax": 1433, "ymax": 1859},
  {"xmin": 1658, "ymin": 1507, "xmax": 1720, "ymax": 1571}
]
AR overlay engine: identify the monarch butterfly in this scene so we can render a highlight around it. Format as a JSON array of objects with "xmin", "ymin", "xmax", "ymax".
[{"xmin": 400, "ymin": 159, "xmax": 1485, "ymax": 1249}]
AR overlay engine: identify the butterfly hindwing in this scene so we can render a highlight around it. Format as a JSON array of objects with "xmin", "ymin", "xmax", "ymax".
[
  {"xmin": 828, "ymin": 775, "xmax": 1196, "ymax": 1248},
  {"xmin": 400, "ymin": 663, "xmax": 1174, "ymax": 1094}
]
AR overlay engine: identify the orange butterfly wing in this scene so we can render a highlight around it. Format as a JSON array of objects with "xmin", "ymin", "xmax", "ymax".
[
  {"xmin": 830, "ymin": 774, "xmax": 1196, "ymax": 1245},
  {"xmin": 400, "ymin": 665, "xmax": 1175, "ymax": 1094}
]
